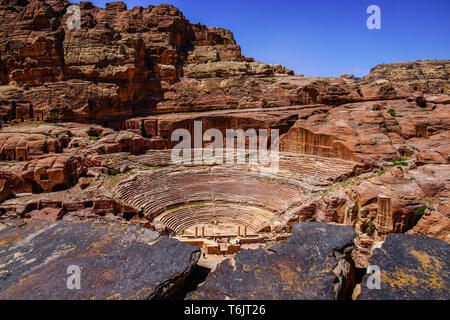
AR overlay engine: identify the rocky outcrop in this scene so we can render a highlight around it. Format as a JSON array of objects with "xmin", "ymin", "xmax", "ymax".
[
  {"xmin": 0, "ymin": 1, "xmax": 448, "ymax": 300},
  {"xmin": 293, "ymin": 164, "xmax": 449, "ymax": 268},
  {"xmin": 0, "ymin": 218, "xmax": 200, "ymax": 299},
  {"xmin": 0, "ymin": 178, "xmax": 11, "ymax": 202},
  {"xmin": 0, "ymin": 154, "xmax": 86, "ymax": 194},
  {"xmin": 280, "ymin": 126, "xmax": 359, "ymax": 162},
  {"xmin": 87, "ymin": 130, "xmax": 161, "ymax": 155},
  {"xmin": 407, "ymin": 209, "xmax": 450, "ymax": 243},
  {"xmin": 280, "ymin": 98, "xmax": 449, "ymax": 165},
  {"xmin": 0, "ymin": 0, "xmax": 295, "ymax": 122},
  {"xmin": 155, "ymin": 74, "xmax": 395, "ymax": 114},
  {"xmin": 362, "ymin": 60, "xmax": 450, "ymax": 95},
  {"xmin": 189, "ymin": 222, "xmax": 356, "ymax": 300},
  {"xmin": 0, "ymin": 1, "xmax": 447, "ymax": 124},
  {"xmin": 124, "ymin": 105, "xmax": 307, "ymax": 148},
  {"xmin": 19, "ymin": 154, "xmax": 85, "ymax": 192},
  {"xmin": 0, "ymin": 124, "xmax": 70, "ymax": 161},
  {"xmin": 358, "ymin": 233, "xmax": 449, "ymax": 300},
  {"xmin": 354, "ymin": 165, "xmax": 448, "ymax": 235}
]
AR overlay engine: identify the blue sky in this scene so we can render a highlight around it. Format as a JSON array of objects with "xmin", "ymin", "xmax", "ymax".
[{"xmin": 77, "ymin": 0, "xmax": 450, "ymax": 77}]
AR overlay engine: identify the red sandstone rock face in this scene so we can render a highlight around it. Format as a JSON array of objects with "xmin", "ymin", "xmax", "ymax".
[
  {"xmin": 0, "ymin": 0, "xmax": 447, "ymax": 123},
  {"xmin": 0, "ymin": 0, "xmax": 65, "ymax": 85},
  {"xmin": 20, "ymin": 155, "xmax": 86, "ymax": 193},
  {"xmin": 307, "ymin": 164, "xmax": 449, "ymax": 267},
  {"xmin": 0, "ymin": 178, "xmax": 11, "ymax": 202},
  {"xmin": 291, "ymin": 162, "xmax": 449, "ymax": 268},
  {"xmin": 0, "ymin": 0, "xmax": 294, "ymax": 122},
  {"xmin": 407, "ymin": 209, "xmax": 450, "ymax": 243},
  {"xmin": 0, "ymin": 219, "xmax": 200, "ymax": 300},
  {"xmin": 280, "ymin": 99, "xmax": 450, "ymax": 165},
  {"xmin": 362, "ymin": 60, "xmax": 450, "ymax": 95},
  {"xmin": 0, "ymin": 154, "xmax": 87, "ymax": 193},
  {"xmin": 0, "ymin": 0, "xmax": 448, "ymax": 298},
  {"xmin": 87, "ymin": 130, "xmax": 161, "ymax": 154},
  {"xmin": 124, "ymin": 105, "xmax": 307, "ymax": 148},
  {"xmin": 0, "ymin": 124, "xmax": 70, "ymax": 161}
]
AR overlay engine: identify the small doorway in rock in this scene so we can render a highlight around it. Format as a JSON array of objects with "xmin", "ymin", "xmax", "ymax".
[
  {"xmin": 31, "ymin": 182, "xmax": 44, "ymax": 194},
  {"xmin": 123, "ymin": 212, "xmax": 136, "ymax": 221},
  {"xmin": 40, "ymin": 173, "xmax": 49, "ymax": 181},
  {"xmin": 52, "ymin": 184, "xmax": 68, "ymax": 192}
]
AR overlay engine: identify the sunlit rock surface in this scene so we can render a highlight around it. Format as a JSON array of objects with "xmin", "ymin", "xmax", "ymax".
[
  {"xmin": 0, "ymin": 219, "xmax": 200, "ymax": 299},
  {"xmin": 358, "ymin": 233, "xmax": 449, "ymax": 300}
]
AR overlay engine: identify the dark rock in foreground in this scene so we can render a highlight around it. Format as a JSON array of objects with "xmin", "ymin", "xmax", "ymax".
[
  {"xmin": 0, "ymin": 219, "xmax": 200, "ymax": 300},
  {"xmin": 358, "ymin": 234, "xmax": 449, "ymax": 300},
  {"xmin": 189, "ymin": 222, "xmax": 357, "ymax": 300}
]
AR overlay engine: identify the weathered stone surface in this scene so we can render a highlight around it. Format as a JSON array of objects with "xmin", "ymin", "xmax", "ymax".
[
  {"xmin": 425, "ymin": 95, "xmax": 450, "ymax": 104},
  {"xmin": 19, "ymin": 154, "xmax": 86, "ymax": 193},
  {"xmin": 407, "ymin": 210, "xmax": 450, "ymax": 243},
  {"xmin": 361, "ymin": 60, "xmax": 450, "ymax": 95},
  {"xmin": 0, "ymin": 154, "xmax": 86, "ymax": 194},
  {"xmin": 0, "ymin": 178, "xmax": 11, "ymax": 202},
  {"xmin": 289, "ymin": 163, "xmax": 449, "ymax": 268},
  {"xmin": 155, "ymin": 75, "xmax": 389, "ymax": 114},
  {"xmin": 0, "ymin": 1, "xmax": 447, "ymax": 123},
  {"xmin": 358, "ymin": 233, "xmax": 449, "ymax": 300},
  {"xmin": 280, "ymin": 99, "xmax": 450, "ymax": 165},
  {"xmin": 0, "ymin": 1, "xmax": 448, "ymax": 299},
  {"xmin": 86, "ymin": 130, "xmax": 160, "ymax": 155},
  {"xmin": 0, "ymin": 0, "xmax": 293, "ymax": 121},
  {"xmin": 0, "ymin": 219, "xmax": 200, "ymax": 299},
  {"xmin": 0, "ymin": 124, "xmax": 70, "ymax": 161},
  {"xmin": 189, "ymin": 222, "xmax": 356, "ymax": 300},
  {"xmin": 124, "ymin": 104, "xmax": 313, "ymax": 148}
]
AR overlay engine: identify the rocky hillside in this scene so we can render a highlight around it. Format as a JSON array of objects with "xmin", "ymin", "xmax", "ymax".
[
  {"xmin": 0, "ymin": 0, "xmax": 448, "ymax": 300},
  {"xmin": 0, "ymin": 0, "xmax": 448, "ymax": 125}
]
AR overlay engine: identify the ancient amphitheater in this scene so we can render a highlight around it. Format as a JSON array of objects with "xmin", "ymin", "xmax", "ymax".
[
  {"xmin": 113, "ymin": 145, "xmax": 359, "ymax": 249},
  {"xmin": 0, "ymin": 1, "xmax": 448, "ymax": 300}
]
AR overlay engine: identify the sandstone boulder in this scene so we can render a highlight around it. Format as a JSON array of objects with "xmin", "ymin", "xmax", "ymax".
[
  {"xmin": 358, "ymin": 233, "xmax": 449, "ymax": 300},
  {"xmin": 0, "ymin": 178, "xmax": 11, "ymax": 203},
  {"xmin": 189, "ymin": 222, "xmax": 356, "ymax": 300},
  {"xmin": 88, "ymin": 130, "xmax": 156, "ymax": 155}
]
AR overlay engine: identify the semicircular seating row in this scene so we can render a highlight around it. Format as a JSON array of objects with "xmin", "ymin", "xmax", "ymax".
[
  {"xmin": 132, "ymin": 150, "xmax": 358, "ymax": 186},
  {"xmin": 115, "ymin": 169, "xmax": 304, "ymax": 220},
  {"xmin": 153, "ymin": 202, "xmax": 277, "ymax": 233}
]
